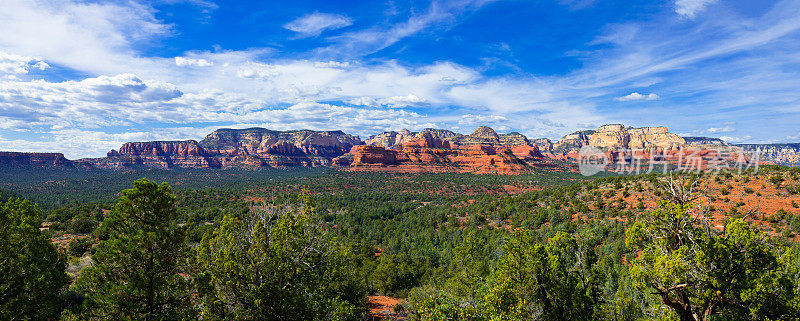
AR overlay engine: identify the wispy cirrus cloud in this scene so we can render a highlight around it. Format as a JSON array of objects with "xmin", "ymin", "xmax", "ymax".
[
  {"xmin": 706, "ymin": 126, "xmax": 735, "ymax": 134},
  {"xmin": 317, "ymin": 0, "xmax": 497, "ymax": 58},
  {"xmin": 2, "ymin": 0, "xmax": 800, "ymax": 159},
  {"xmin": 674, "ymin": 0, "xmax": 718, "ymax": 19},
  {"xmin": 284, "ymin": 12, "xmax": 353, "ymax": 38},
  {"xmin": 615, "ymin": 92, "xmax": 659, "ymax": 102}
]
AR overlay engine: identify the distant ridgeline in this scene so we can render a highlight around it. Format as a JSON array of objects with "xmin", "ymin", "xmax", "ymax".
[
  {"xmin": 736, "ymin": 143, "xmax": 800, "ymax": 166},
  {"xmin": 1, "ymin": 125, "xmax": 798, "ymax": 172}
]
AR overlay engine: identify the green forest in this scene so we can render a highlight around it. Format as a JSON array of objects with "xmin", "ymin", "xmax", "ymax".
[{"xmin": 3, "ymin": 167, "xmax": 800, "ymax": 320}]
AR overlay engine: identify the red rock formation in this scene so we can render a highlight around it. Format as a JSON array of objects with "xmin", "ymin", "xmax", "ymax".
[
  {"xmin": 93, "ymin": 141, "xmax": 213, "ymax": 169},
  {"xmin": 0, "ymin": 152, "xmax": 74, "ymax": 168},
  {"xmin": 508, "ymin": 145, "xmax": 544, "ymax": 160},
  {"xmin": 350, "ymin": 133, "xmax": 535, "ymax": 174},
  {"xmin": 85, "ymin": 128, "xmax": 364, "ymax": 169}
]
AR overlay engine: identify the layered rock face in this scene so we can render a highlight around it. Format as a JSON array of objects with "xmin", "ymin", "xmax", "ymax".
[
  {"xmin": 6, "ymin": 123, "xmax": 798, "ymax": 172},
  {"xmin": 366, "ymin": 128, "xmax": 458, "ymax": 149},
  {"xmin": 553, "ymin": 130, "xmax": 593, "ymax": 154},
  {"xmin": 96, "ymin": 141, "xmax": 213, "ymax": 169},
  {"xmin": 448, "ymin": 126, "xmax": 530, "ymax": 146},
  {"xmin": 531, "ymin": 138, "xmax": 554, "ymax": 153},
  {"xmin": 554, "ymin": 125, "xmax": 685, "ymax": 153},
  {"xmin": 736, "ymin": 144, "xmax": 800, "ymax": 165},
  {"xmin": 547, "ymin": 125, "xmax": 757, "ymax": 170},
  {"xmin": 0, "ymin": 152, "xmax": 74, "ymax": 168},
  {"xmin": 685, "ymin": 137, "xmax": 731, "ymax": 146},
  {"xmin": 351, "ymin": 130, "xmax": 541, "ymax": 174},
  {"xmin": 199, "ymin": 128, "xmax": 362, "ymax": 168},
  {"xmin": 89, "ymin": 128, "xmax": 364, "ymax": 169}
]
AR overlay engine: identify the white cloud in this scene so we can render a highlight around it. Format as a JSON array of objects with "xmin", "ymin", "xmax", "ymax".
[
  {"xmin": 318, "ymin": 0, "xmax": 496, "ymax": 57},
  {"xmin": 458, "ymin": 114, "xmax": 508, "ymax": 125},
  {"xmin": 675, "ymin": 0, "xmax": 718, "ymax": 18},
  {"xmin": 346, "ymin": 97, "xmax": 377, "ymax": 106},
  {"xmin": 718, "ymin": 135, "xmax": 751, "ymax": 143},
  {"xmin": 347, "ymin": 94, "xmax": 427, "ymax": 107},
  {"xmin": 706, "ymin": 126, "xmax": 734, "ymax": 133},
  {"xmin": 0, "ymin": 0, "xmax": 172, "ymax": 75},
  {"xmin": 313, "ymin": 61, "xmax": 351, "ymax": 68},
  {"xmin": 284, "ymin": 12, "xmax": 352, "ymax": 38},
  {"xmin": 3, "ymin": 0, "xmax": 800, "ymax": 156},
  {"xmin": 174, "ymin": 56, "xmax": 213, "ymax": 67},
  {"xmin": 0, "ymin": 52, "xmax": 49, "ymax": 75},
  {"xmin": 378, "ymin": 94, "xmax": 426, "ymax": 107},
  {"xmin": 614, "ymin": 92, "xmax": 659, "ymax": 101},
  {"xmin": 0, "ymin": 73, "xmax": 187, "ymax": 129}
]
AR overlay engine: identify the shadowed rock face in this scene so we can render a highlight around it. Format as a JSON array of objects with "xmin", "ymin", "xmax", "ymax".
[
  {"xmin": 448, "ymin": 126, "xmax": 530, "ymax": 146},
  {"xmin": 366, "ymin": 128, "xmax": 458, "ymax": 149},
  {"xmin": 553, "ymin": 125, "xmax": 685, "ymax": 153},
  {"xmin": 0, "ymin": 152, "xmax": 74, "ymax": 168},
  {"xmin": 684, "ymin": 137, "xmax": 731, "ymax": 146},
  {"xmin": 351, "ymin": 132, "xmax": 544, "ymax": 174},
  {"xmin": 6, "ymin": 124, "xmax": 800, "ymax": 171},
  {"xmin": 736, "ymin": 144, "xmax": 800, "ymax": 165},
  {"xmin": 88, "ymin": 128, "xmax": 364, "ymax": 169}
]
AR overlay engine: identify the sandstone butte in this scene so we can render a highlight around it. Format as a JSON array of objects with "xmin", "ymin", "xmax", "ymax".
[
  {"xmin": 349, "ymin": 129, "xmax": 551, "ymax": 174},
  {"xmin": 0, "ymin": 124, "xmax": 793, "ymax": 172},
  {"xmin": 350, "ymin": 124, "xmax": 762, "ymax": 174},
  {"xmin": 80, "ymin": 128, "xmax": 362, "ymax": 169}
]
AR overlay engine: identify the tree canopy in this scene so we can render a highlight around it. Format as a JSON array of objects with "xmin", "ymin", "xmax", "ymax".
[
  {"xmin": 76, "ymin": 178, "xmax": 195, "ymax": 320},
  {"xmin": 0, "ymin": 198, "xmax": 68, "ymax": 320}
]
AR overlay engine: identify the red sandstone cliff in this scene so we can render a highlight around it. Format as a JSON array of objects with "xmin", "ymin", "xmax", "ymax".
[
  {"xmin": 86, "ymin": 128, "xmax": 364, "ymax": 169},
  {"xmin": 0, "ymin": 152, "xmax": 75, "ymax": 168},
  {"xmin": 1, "ymin": 123, "xmax": 783, "ymax": 172},
  {"xmin": 350, "ymin": 132, "xmax": 542, "ymax": 174}
]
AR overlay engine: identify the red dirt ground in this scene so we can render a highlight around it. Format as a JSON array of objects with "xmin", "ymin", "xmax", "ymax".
[{"xmin": 368, "ymin": 295, "xmax": 404, "ymax": 320}]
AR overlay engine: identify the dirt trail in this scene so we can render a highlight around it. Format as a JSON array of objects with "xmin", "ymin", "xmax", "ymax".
[{"xmin": 368, "ymin": 295, "xmax": 403, "ymax": 320}]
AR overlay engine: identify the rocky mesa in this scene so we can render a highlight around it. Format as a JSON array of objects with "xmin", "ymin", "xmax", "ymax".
[
  {"xmin": 0, "ymin": 152, "xmax": 76, "ymax": 168},
  {"xmin": 2, "ymin": 124, "xmax": 798, "ymax": 171},
  {"xmin": 85, "ymin": 128, "xmax": 363, "ymax": 169},
  {"xmin": 550, "ymin": 124, "xmax": 685, "ymax": 154},
  {"xmin": 350, "ymin": 127, "xmax": 550, "ymax": 174}
]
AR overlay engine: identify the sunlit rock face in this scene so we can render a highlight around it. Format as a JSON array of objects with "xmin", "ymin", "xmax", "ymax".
[{"xmin": 90, "ymin": 128, "xmax": 364, "ymax": 169}]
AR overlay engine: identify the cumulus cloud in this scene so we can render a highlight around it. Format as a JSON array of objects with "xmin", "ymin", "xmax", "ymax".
[
  {"xmin": 706, "ymin": 126, "xmax": 735, "ymax": 133},
  {"xmin": 346, "ymin": 94, "xmax": 427, "ymax": 107},
  {"xmin": 284, "ymin": 12, "xmax": 352, "ymax": 38},
  {"xmin": 675, "ymin": 0, "xmax": 718, "ymax": 18},
  {"xmin": 4, "ymin": 0, "xmax": 800, "ymax": 157},
  {"xmin": 174, "ymin": 56, "xmax": 213, "ymax": 67},
  {"xmin": 0, "ymin": 52, "xmax": 49, "ymax": 75},
  {"xmin": 718, "ymin": 135, "xmax": 751, "ymax": 143},
  {"xmin": 318, "ymin": 0, "xmax": 496, "ymax": 58},
  {"xmin": 0, "ymin": 0, "xmax": 172, "ymax": 75},
  {"xmin": 0, "ymin": 74, "xmax": 187, "ymax": 129},
  {"xmin": 615, "ymin": 92, "xmax": 659, "ymax": 101},
  {"xmin": 458, "ymin": 114, "xmax": 508, "ymax": 125}
]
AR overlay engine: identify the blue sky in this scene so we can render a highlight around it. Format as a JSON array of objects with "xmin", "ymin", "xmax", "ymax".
[{"xmin": 1, "ymin": 0, "xmax": 799, "ymax": 158}]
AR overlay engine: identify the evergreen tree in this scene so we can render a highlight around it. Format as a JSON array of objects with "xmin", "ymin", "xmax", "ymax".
[
  {"xmin": 195, "ymin": 200, "xmax": 367, "ymax": 321},
  {"xmin": 0, "ymin": 198, "xmax": 68, "ymax": 320},
  {"xmin": 76, "ymin": 178, "xmax": 195, "ymax": 320},
  {"xmin": 626, "ymin": 201, "xmax": 800, "ymax": 320}
]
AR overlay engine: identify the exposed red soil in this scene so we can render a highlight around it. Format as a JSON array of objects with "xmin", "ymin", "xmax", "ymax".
[
  {"xmin": 368, "ymin": 295, "xmax": 404, "ymax": 320},
  {"xmin": 588, "ymin": 172, "xmax": 800, "ymax": 237}
]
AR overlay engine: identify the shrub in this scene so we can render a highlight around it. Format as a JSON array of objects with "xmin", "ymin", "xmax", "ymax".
[
  {"xmin": 68, "ymin": 237, "xmax": 92, "ymax": 257},
  {"xmin": 771, "ymin": 175, "xmax": 785, "ymax": 188}
]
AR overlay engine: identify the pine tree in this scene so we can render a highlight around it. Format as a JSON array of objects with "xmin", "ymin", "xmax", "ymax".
[
  {"xmin": 0, "ymin": 198, "xmax": 68, "ymax": 320},
  {"xmin": 76, "ymin": 178, "xmax": 195, "ymax": 320}
]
